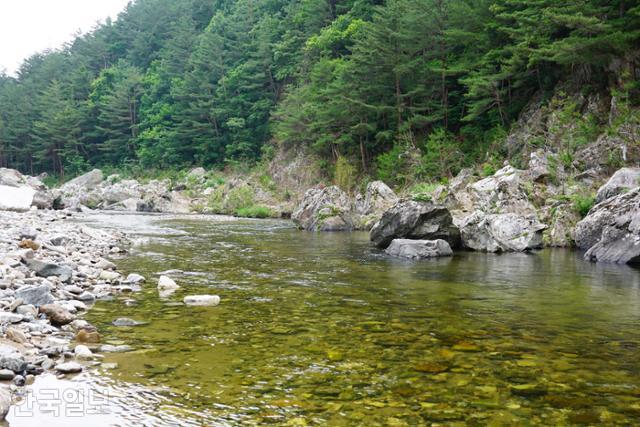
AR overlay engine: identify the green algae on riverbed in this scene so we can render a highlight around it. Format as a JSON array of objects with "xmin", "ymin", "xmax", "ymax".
[{"xmin": 78, "ymin": 215, "xmax": 640, "ymax": 425}]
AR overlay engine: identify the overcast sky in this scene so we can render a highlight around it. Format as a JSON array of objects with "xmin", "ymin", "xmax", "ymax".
[{"xmin": 0, "ymin": 0, "xmax": 131, "ymax": 75}]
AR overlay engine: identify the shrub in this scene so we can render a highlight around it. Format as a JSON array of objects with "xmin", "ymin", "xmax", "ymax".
[
  {"xmin": 571, "ymin": 193, "xmax": 595, "ymax": 218},
  {"xmin": 335, "ymin": 156, "xmax": 357, "ymax": 192},
  {"xmin": 236, "ymin": 205, "xmax": 273, "ymax": 218}
]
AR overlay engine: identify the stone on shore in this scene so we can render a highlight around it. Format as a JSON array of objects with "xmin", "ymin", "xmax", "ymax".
[
  {"xmin": 15, "ymin": 284, "xmax": 55, "ymax": 307},
  {"xmin": 370, "ymin": 200, "xmax": 461, "ymax": 249},
  {"xmin": 0, "ymin": 386, "xmax": 11, "ymax": 421},
  {"xmin": 24, "ymin": 259, "xmax": 73, "ymax": 283},
  {"xmin": 0, "ymin": 345, "xmax": 27, "ymax": 373},
  {"xmin": 55, "ymin": 362, "xmax": 83, "ymax": 374},
  {"xmin": 385, "ymin": 239, "xmax": 453, "ymax": 259},
  {"xmin": 40, "ymin": 304, "xmax": 76, "ymax": 326},
  {"xmin": 74, "ymin": 345, "xmax": 93, "ymax": 360},
  {"xmin": 0, "ymin": 185, "xmax": 35, "ymax": 212},
  {"xmin": 183, "ymin": 295, "xmax": 221, "ymax": 306}
]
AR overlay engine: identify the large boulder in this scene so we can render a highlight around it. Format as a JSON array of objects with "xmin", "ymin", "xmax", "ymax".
[
  {"xmin": 292, "ymin": 186, "xmax": 354, "ymax": 231},
  {"xmin": 459, "ymin": 211, "xmax": 546, "ymax": 252},
  {"xmin": 0, "ymin": 168, "xmax": 55, "ymax": 210},
  {"xmin": 0, "ymin": 185, "xmax": 35, "ymax": 211},
  {"xmin": 355, "ymin": 181, "xmax": 398, "ymax": 230},
  {"xmin": 62, "ymin": 169, "xmax": 103, "ymax": 191},
  {"xmin": 465, "ymin": 166, "xmax": 537, "ymax": 216},
  {"xmin": 575, "ymin": 188, "xmax": 640, "ymax": 264},
  {"xmin": 370, "ymin": 200, "xmax": 461, "ymax": 249},
  {"xmin": 385, "ymin": 239, "xmax": 453, "ymax": 259},
  {"xmin": 595, "ymin": 167, "xmax": 640, "ymax": 203}
]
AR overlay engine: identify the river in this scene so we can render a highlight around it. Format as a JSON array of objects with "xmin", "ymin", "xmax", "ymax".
[{"xmin": 7, "ymin": 213, "xmax": 640, "ymax": 425}]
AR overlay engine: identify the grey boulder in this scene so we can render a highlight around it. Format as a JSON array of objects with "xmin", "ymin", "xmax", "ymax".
[
  {"xmin": 370, "ymin": 200, "xmax": 461, "ymax": 249},
  {"xmin": 459, "ymin": 211, "xmax": 546, "ymax": 252},
  {"xmin": 595, "ymin": 167, "xmax": 640, "ymax": 203},
  {"xmin": 15, "ymin": 284, "xmax": 55, "ymax": 307},
  {"xmin": 385, "ymin": 239, "xmax": 453, "ymax": 259},
  {"xmin": 575, "ymin": 188, "xmax": 640, "ymax": 264},
  {"xmin": 24, "ymin": 259, "xmax": 73, "ymax": 283}
]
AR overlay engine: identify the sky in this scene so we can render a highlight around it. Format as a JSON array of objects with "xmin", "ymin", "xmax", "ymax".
[{"xmin": 0, "ymin": 0, "xmax": 131, "ymax": 75}]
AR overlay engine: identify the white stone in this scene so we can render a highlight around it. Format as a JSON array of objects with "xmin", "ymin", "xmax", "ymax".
[
  {"xmin": 183, "ymin": 295, "xmax": 220, "ymax": 306},
  {"xmin": 0, "ymin": 185, "xmax": 35, "ymax": 212}
]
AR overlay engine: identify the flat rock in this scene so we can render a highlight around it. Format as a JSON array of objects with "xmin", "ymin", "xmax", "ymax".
[{"xmin": 55, "ymin": 362, "xmax": 83, "ymax": 374}]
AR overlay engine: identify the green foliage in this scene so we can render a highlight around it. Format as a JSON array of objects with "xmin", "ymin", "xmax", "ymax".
[
  {"xmin": 236, "ymin": 205, "xmax": 274, "ymax": 218},
  {"xmin": 0, "ymin": 0, "xmax": 636, "ymax": 181},
  {"xmin": 334, "ymin": 156, "xmax": 357, "ymax": 192},
  {"xmin": 571, "ymin": 193, "xmax": 596, "ymax": 218}
]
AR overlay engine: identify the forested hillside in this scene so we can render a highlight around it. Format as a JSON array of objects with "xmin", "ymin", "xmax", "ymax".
[{"xmin": 0, "ymin": 0, "xmax": 638, "ymax": 183}]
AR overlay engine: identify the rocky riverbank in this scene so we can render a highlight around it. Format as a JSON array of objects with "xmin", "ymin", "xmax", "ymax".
[{"xmin": 0, "ymin": 209, "xmax": 135, "ymax": 420}]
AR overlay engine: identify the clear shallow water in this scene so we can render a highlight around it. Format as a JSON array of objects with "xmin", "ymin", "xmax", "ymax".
[{"xmin": 10, "ymin": 213, "xmax": 640, "ymax": 425}]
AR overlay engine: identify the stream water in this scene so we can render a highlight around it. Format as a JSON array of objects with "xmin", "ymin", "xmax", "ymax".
[{"xmin": 7, "ymin": 213, "xmax": 640, "ymax": 426}]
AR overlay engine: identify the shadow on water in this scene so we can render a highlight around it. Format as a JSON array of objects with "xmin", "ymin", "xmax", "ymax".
[{"xmin": 9, "ymin": 212, "xmax": 640, "ymax": 425}]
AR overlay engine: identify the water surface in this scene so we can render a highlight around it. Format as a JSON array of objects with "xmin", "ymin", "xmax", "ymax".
[{"xmin": 11, "ymin": 213, "xmax": 640, "ymax": 425}]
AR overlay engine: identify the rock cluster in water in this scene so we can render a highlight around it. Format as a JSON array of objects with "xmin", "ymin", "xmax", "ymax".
[{"xmin": 293, "ymin": 160, "xmax": 640, "ymax": 264}]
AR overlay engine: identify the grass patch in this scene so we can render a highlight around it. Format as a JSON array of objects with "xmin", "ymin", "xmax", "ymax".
[{"xmin": 236, "ymin": 205, "xmax": 273, "ymax": 218}]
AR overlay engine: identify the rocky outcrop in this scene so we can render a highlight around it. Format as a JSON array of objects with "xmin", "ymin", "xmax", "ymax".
[
  {"xmin": 459, "ymin": 211, "xmax": 546, "ymax": 252},
  {"xmin": 575, "ymin": 188, "xmax": 640, "ymax": 264},
  {"xmin": 292, "ymin": 186, "xmax": 354, "ymax": 231},
  {"xmin": 293, "ymin": 181, "xmax": 399, "ymax": 232},
  {"xmin": 57, "ymin": 170, "xmax": 191, "ymax": 213},
  {"xmin": 370, "ymin": 200, "xmax": 461, "ymax": 249},
  {"xmin": 595, "ymin": 167, "xmax": 640, "ymax": 203},
  {"xmin": 355, "ymin": 181, "xmax": 399, "ymax": 230},
  {"xmin": 385, "ymin": 239, "xmax": 453, "ymax": 259}
]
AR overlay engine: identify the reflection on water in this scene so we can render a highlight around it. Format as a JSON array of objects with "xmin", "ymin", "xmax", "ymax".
[{"xmin": 10, "ymin": 213, "xmax": 640, "ymax": 425}]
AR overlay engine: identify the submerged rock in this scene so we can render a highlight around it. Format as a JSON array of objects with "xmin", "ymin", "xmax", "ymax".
[
  {"xmin": 370, "ymin": 200, "xmax": 461, "ymax": 249},
  {"xmin": 385, "ymin": 239, "xmax": 453, "ymax": 259},
  {"xmin": 183, "ymin": 295, "xmax": 221, "ymax": 306},
  {"xmin": 112, "ymin": 318, "xmax": 145, "ymax": 327},
  {"xmin": 460, "ymin": 211, "xmax": 546, "ymax": 252},
  {"xmin": 575, "ymin": 188, "xmax": 640, "ymax": 264}
]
